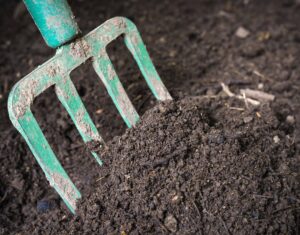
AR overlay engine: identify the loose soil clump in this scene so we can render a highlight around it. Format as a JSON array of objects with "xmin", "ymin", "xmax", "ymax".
[{"xmin": 24, "ymin": 97, "xmax": 299, "ymax": 234}]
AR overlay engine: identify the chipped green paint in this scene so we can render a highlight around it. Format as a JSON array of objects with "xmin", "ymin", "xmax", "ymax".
[
  {"xmin": 8, "ymin": 15, "xmax": 172, "ymax": 213},
  {"xmin": 23, "ymin": 0, "xmax": 79, "ymax": 48}
]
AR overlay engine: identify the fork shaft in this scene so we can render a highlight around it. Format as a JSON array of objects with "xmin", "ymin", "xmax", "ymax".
[{"xmin": 23, "ymin": 0, "xmax": 79, "ymax": 48}]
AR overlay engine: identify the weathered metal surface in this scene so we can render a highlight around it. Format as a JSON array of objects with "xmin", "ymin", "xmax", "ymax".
[
  {"xmin": 23, "ymin": 0, "xmax": 79, "ymax": 48},
  {"xmin": 92, "ymin": 50, "xmax": 139, "ymax": 127},
  {"xmin": 8, "ymin": 17, "xmax": 172, "ymax": 213}
]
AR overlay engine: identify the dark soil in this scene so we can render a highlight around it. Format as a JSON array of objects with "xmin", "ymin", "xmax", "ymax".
[
  {"xmin": 0, "ymin": 0, "xmax": 300, "ymax": 234},
  {"xmin": 25, "ymin": 97, "xmax": 300, "ymax": 234}
]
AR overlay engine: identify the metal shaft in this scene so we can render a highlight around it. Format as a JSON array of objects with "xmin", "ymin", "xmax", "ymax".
[{"xmin": 23, "ymin": 0, "xmax": 80, "ymax": 48}]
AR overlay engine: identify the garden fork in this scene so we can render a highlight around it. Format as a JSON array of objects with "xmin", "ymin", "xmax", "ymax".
[{"xmin": 8, "ymin": 0, "xmax": 172, "ymax": 213}]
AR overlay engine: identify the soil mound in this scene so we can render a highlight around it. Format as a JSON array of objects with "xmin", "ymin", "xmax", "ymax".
[{"xmin": 25, "ymin": 97, "xmax": 299, "ymax": 234}]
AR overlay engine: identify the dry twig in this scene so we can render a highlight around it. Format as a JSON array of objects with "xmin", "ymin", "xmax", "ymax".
[
  {"xmin": 240, "ymin": 88, "xmax": 275, "ymax": 102},
  {"xmin": 220, "ymin": 82, "xmax": 260, "ymax": 106}
]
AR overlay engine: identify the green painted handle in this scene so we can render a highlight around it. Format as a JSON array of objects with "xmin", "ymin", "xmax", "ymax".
[{"xmin": 23, "ymin": 0, "xmax": 80, "ymax": 48}]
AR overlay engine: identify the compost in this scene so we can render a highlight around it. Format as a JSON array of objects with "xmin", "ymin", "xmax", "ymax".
[
  {"xmin": 0, "ymin": 0, "xmax": 300, "ymax": 234},
  {"xmin": 24, "ymin": 97, "xmax": 300, "ymax": 234}
]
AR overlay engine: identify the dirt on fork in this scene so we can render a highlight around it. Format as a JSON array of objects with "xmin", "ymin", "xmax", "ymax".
[{"xmin": 0, "ymin": 0, "xmax": 300, "ymax": 234}]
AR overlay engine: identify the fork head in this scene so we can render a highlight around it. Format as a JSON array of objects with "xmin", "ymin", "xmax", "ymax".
[{"xmin": 8, "ymin": 17, "xmax": 172, "ymax": 213}]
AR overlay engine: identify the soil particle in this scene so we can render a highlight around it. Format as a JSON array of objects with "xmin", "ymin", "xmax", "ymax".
[
  {"xmin": 235, "ymin": 26, "xmax": 250, "ymax": 39},
  {"xmin": 243, "ymin": 116, "xmax": 253, "ymax": 123},
  {"xmin": 240, "ymin": 42, "xmax": 265, "ymax": 58},
  {"xmin": 286, "ymin": 115, "xmax": 295, "ymax": 124}
]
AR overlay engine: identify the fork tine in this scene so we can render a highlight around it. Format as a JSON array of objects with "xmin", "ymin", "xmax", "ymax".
[
  {"xmin": 8, "ymin": 106, "xmax": 80, "ymax": 213},
  {"xmin": 93, "ymin": 52, "xmax": 140, "ymax": 128},
  {"xmin": 124, "ymin": 24, "xmax": 172, "ymax": 101},
  {"xmin": 55, "ymin": 76, "xmax": 104, "ymax": 165}
]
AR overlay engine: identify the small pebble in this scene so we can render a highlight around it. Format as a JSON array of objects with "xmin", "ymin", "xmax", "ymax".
[
  {"xmin": 243, "ymin": 116, "xmax": 253, "ymax": 123},
  {"xmin": 208, "ymin": 133, "xmax": 225, "ymax": 144},
  {"xmin": 37, "ymin": 200, "xmax": 56, "ymax": 213},
  {"xmin": 164, "ymin": 214, "xmax": 178, "ymax": 233},
  {"xmin": 273, "ymin": 136, "xmax": 280, "ymax": 144},
  {"xmin": 206, "ymin": 89, "xmax": 216, "ymax": 96},
  {"xmin": 286, "ymin": 115, "xmax": 295, "ymax": 124},
  {"xmin": 158, "ymin": 36, "xmax": 166, "ymax": 43},
  {"xmin": 236, "ymin": 26, "xmax": 250, "ymax": 38},
  {"xmin": 240, "ymin": 42, "xmax": 264, "ymax": 58},
  {"xmin": 169, "ymin": 49, "xmax": 177, "ymax": 57},
  {"xmin": 96, "ymin": 109, "xmax": 103, "ymax": 114},
  {"xmin": 11, "ymin": 178, "xmax": 24, "ymax": 190},
  {"xmin": 257, "ymin": 32, "xmax": 271, "ymax": 41},
  {"xmin": 171, "ymin": 195, "xmax": 179, "ymax": 202},
  {"xmin": 258, "ymin": 83, "xmax": 264, "ymax": 89},
  {"xmin": 171, "ymin": 192, "xmax": 182, "ymax": 204},
  {"xmin": 158, "ymin": 104, "xmax": 167, "ymax": 113}
]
